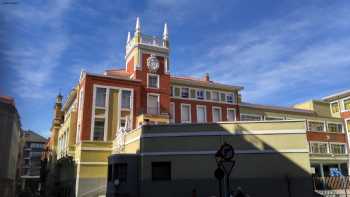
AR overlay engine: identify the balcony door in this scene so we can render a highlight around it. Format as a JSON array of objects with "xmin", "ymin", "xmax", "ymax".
[{"xmin": 147, "ymin": 94, "xmax": 159, "ymax": 115}]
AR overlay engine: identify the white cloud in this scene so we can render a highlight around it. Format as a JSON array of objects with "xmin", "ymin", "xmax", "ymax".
[
  {"xmin": 4, "ymin": 0, "xmax": 71, "ymax": 99},
  {"xmin": 187, "ymin": 4, "xmax": 350, "ymax": 104}
]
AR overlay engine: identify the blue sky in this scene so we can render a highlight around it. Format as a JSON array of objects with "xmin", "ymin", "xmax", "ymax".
[{"xmin": 1, "ymin": 0, "xmax": 350, "ymax": 137}]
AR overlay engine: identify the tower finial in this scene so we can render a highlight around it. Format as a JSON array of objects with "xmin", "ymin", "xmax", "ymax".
[
  {"xmin": 135, "ymin": 17, "xmax": 141, "ymax": 34},
  {"xmin": 163, "ymin": 22, "xmax": 168, "ymax": 40},
  {"xmin": 127, "ymin": 31, "xmax": 131, "ymax": 43}
]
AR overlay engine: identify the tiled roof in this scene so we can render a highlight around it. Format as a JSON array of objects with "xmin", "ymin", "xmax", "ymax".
[
  {"xmin": 23, "ymin": 130, "xmax": 47, "ymax": 143},
  {"xmin": 104, "ymin": 69, "xmax": 131, "ymax": 78},
  {"xmin": 171, "ymin": 76, "xmax": 243, "ymax": 91}
]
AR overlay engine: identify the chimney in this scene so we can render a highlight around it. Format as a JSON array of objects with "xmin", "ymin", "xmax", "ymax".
[{"xmin": 204, "ymin": 73, "xmax": 210, "ymax": 82}]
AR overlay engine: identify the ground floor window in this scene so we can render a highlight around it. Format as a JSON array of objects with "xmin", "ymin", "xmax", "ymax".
[
  {"xmin": 152, "ymin": 162, "xmax": 171, "ymax": 181},
  {"xmin": 93, "ymin": 118, "xmax": 105, "ymax": 141}
]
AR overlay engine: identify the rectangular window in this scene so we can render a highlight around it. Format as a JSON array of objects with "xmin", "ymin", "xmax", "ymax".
[
  {"xmin": 330, "ymin": 144, "xmax": 346, "ymax": 155},
  {"xmin": 196, "ymin": 105, "xmax": 207, "ymax": 123},
  {"xmin": 344, "ymin": 99, "xmax": 350, "ymax": 111},
  {"xmin": 152, "ymin": 162, "xmax": 171, "ymax": 181},
  {"xmin": 226, "ymin": 94, "xmax": 234, "ymax": 103},
  {"xmin": 148, "ymin": 94, "xmax": 159, "ymax": 115},
  {"xmin": 212, "ymin": 92, "xmax": 219, "ymax": 101},
  {"xmin": 174, "ymin": 87, "xmax": 180, "ymax": 97},
  {"xmin": 181, "ymin": 104, "xmax": 191, "ymax": 123},
  {"xmin": 328, "ymin": 123, "xmax": 343, "ymax": 133},
  {"xmin": 121, "ymin": 90, "xmax": 131, "ymax": 109},
  {"xmin": 148, "ymin": 75, "xmax": 159, "ymax": 88},
  {"xmin": 197, "ymin": 90, "xmax": 204, "ymax": 100},
  {"xmin": 240, "ymin": 114, "xmax": 262, "ymax": 121},
  {"xmin": 206, "ymin": 91, "xmax": 211, "ymax": 100},
  {"xmin": 220, "ymin": 93, "xmax": 226, "ymax": 102},
  {"xmin": 181, "ymin": 88, "xmax": 189, "ymax": 98},
  {"xmin": 265, "ymin": 116, "xmax": 284, "ymax": 120},
  {"xmin": 113, "ymin": 163, "xmax": 127, "ymax": 183},
  {"xmin": 212, "ymin": 107, "xmax": 222, "ymax": 122},
  {"xmin": 95, "ymin": 87, "xmax": 106, "ymax": 107},
  {"xmin": 310, "ymin": 142, "xmax": 328, "ymax": 154},
  {"xmin": 331, "ymin": 102, "xmax": 339, "ymax": 113},
  {"xmin": 308, "ymin": 121, "xmax": 325, "ymax": 132},
  {"xmin": 170, "ymin": 102, "xmax": 175, "ymax": 123},
  {"xmin": 170, "ymin": 86, "xmax": 173, "ymax": 97},
  {"xmin": 347, "ymin": 120, "xmax": 350, "ymax": 132},
  {"xmin": 227, "ymin": 109, "xmax": 236, "ymax": 121},
  {"xmin": 190, "ymin": 89, "xmax": 196, "ymax": 98},
  {"xmin": 93, "ymin": 118, "xmax": 105, "ymax": 140}
]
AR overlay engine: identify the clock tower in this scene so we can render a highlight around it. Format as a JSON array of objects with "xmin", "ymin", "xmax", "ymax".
[{"xmin": 125, "ymin": 17, "xmax": 171, "ymax": 125}]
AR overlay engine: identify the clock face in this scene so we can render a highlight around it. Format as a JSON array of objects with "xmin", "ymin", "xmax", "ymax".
[{"xmin": 147, "ymin": 54, "xmax": 159, "ymax": 73}]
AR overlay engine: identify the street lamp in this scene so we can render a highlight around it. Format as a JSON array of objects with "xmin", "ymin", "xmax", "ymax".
[{"xmin": 215, "ymin": 142, "xmax": 236, "ymax": 197}]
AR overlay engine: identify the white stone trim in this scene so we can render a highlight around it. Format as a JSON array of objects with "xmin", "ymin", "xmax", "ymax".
[
  {"xmin": 147, "ymin": 73, "xmax": 160, "ymax": 89},
  {"xmin": 80, "ymin": 147, "xmax": 112, "ymax": 151}
]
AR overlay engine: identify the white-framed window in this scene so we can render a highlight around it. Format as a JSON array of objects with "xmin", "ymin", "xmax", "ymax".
[
  {"xmin": 327, "ymin": 123, "xmax": 343, "ymax": 133},
  {"xmin": 121, "ymin": 90, "xmax": 132, "ymax": 109},
  {"xmin": 220, "ymin": 93, "xmax": 226, "ymax": 102},
  {"xmin": 212, "ymin": 91, "xmax": 219, "ymax": 101},
  {"xmin": 226, "ymin": 94, "xmax": 234, "ymax": 103},
  {"xmin": 343, "ymin": 98, "xmax": 350, "ymax": 111},
  {"xmin": 170, "ymin": 102, "xmax": 175, "ymax": 123},
  {"xmin": 181, "ymin": 88, "xmax": 189, "ymax": 98},
  {"xmin": 212, "ymin": 107, "xmax": 222, "ymax": 122},
  {"xmin": 330, "ymin": 143, "xmax": 347, "ymax": 155},
  {"xmin": 309, "ymin": 142, "xmax": 328, "ymax": 154},
  {"xmin": 95, "ymin": 87, "xmax": 107, "ymax": 107},
  {"xmin": 92, "ymin": 87, "xmax": 108, "ymax": 141},
  {"xmin": 196, "ymin": 105, "xmax": 207, "ymax": 123},
  {"xmin": 227, "ymin": 108, "xmax": 236, "ymax": 121},
  {"xmin": 93, "ymin": 118, "xmax": 105, "ymax": 141},
  {"xmin": 147, "ymin": 94, "xmax": 160, "ymax": 115},
  {"xmin": 181, "ymin": 104, "xmax": 191, "ymax": 123},
  {"xmin": 307, "ymin": 121, "xmax": 325, "ymax": 132},
  {"xmin": 174, "ymin": 87, "xmax": 180, "ymax": 97},
  {"xmin": 265, "ymin": 116, "xmax": 284, "ymax": 121},
  {"xmin": 91, "ymin": 85, "xmax": 134, "ymax": 141},
  {"xmin": 240, "ymin": 114, "xmax": 262, "ymax": 121},
  {"xmin": 205, "ymin": 91, "xmax": 211, "ymax": 100},
  {"xmin": 165, "ymin": 57, "xmax": 170, "ymax": 73},
  {"xmin": 346, "ymin": 119, "xmax": 350, "ymax": 133},
  {"xmin": 148, "ymin": 74, "xmax": 159, "ymax": 88},
  {"xmin": 197, "ymin": 89, "xmax": 204, "ymax": 100},
  {"xmin": 330, "ymin": 101, "xmax": 340, "ymax": 113}
]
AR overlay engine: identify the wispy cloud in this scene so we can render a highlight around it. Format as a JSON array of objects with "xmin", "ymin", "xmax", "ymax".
[
  {"xmin": 2, "ymin": 0, "xmax": 71, "ymax": 99},
  {"xmin": 186, "ymin": 3, "xmax": 350, "ymax": 105}
]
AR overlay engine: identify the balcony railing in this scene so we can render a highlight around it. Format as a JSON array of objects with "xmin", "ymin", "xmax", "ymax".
[
  {"xmin": 140, "ymin": 34, "xmax": 163, "ymax": 47},
  {"xmin": 126, "ymin": 34, "xmax": 166, "ymax": 54}
]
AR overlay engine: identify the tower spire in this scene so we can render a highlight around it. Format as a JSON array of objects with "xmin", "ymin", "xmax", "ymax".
[
  {"xmin": 127, "ymin": 31, "xmax": 131, "ymax": 43},
  {"xmin": 163, "ymin": 22, "xmax": 168, "ymax": 40},
  {"xmin": 135, "ymin": 16, "xmax": 141, "ymax": 35}
]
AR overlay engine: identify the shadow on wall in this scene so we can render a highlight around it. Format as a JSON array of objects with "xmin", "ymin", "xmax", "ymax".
[{"xmin": 108, "ymin": 122, "xmax": 318, "ymax": 197}]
